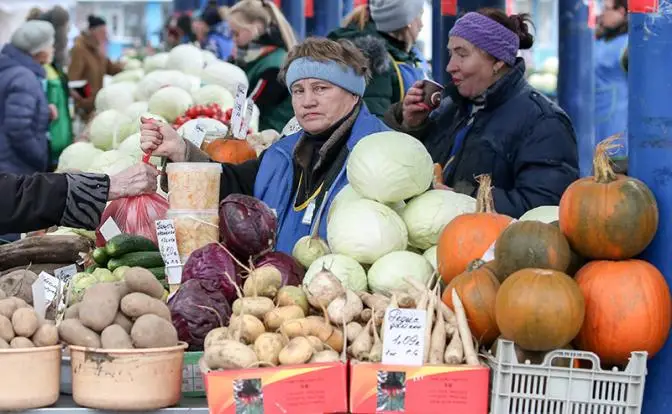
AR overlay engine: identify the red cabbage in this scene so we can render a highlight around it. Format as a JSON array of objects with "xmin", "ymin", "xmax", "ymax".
[
  {"xmin": 254, "ymin": 251, "xmax": 305, "ymax": 286},
  {"xmin": 181, "ymin": 243, "xmax": 241, "ymax": 303},
  {"xmin": 168, "ymin": 279, "xmax": 232, "ymax": 351},
  {"xmin": 219, "ymin": 194, "xmax": 278, "ymax": 260}
]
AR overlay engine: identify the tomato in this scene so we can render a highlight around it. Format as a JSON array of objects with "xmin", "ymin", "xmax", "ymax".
[
  {"xmin": 185, "ymin": 107, "xmax": 199, "ymax": 118},
  {"xmin": 224, "ymin": 108, "xmax": 234, "ymax": 121},
  {"xmin": 174, "ymin": 116, "xmax": 189, "ymax": 126},
  {"xmin": 194, "ymin": 105, "xmax": 206, "ymax": 116},
  {"xmin": 203, "ymin": 107, "xmax": 215, "ymax": 118}
]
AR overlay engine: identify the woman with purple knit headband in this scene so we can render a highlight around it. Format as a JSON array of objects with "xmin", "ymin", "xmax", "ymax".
[{"xmin": 385, "ymin": 9, "xmax": 579, "ymax": 219}]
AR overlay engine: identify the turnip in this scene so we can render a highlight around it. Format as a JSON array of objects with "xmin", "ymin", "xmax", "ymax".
[
  {"xmin": 263, "ymin": 305, "xmax": 305, "ymax": 331},
  {"xmin": 292, "ymin": 236, "xmax": 330, "ymax": 268},
  {"xmin": 346, "ymin": 322, "xmax": 363, "ymax": 342},
  {"xmin": 278, "ymin": 337, "xmax": 314, "ymax": 365},
  {"xmin": 348, "ymin": 319, "xmax": 373, "ymax": 360},
  {"xmin": 243, "ymin": 265, "xmax": 283, "ymax": 298},
  {"xmin": 229, "ymin": 314, "xmax": 265, "ymax": 344},
  {"xmin": 368, "ymin": 314, "xmax": 383, "ymax": 363},
  {"xmin": 310, "ymin": 349, "xmax": 340, "ymax": 363},
  {"xmin": 204, "ymin": 327, "xmax": 229, "ymax": 350},
  {"xmin": 254, "ymin": 333, "xmax": 286, "ymax": 366},
  {"xmin": 327, "ymin": 290, "xmax": 364, "ymax": 325},
  {"xmin": 305, "ymin": 335, "xmax": 324, "ymax": 352},
  {"xmin": 232, "ymin": 297, "xmax": 275, "ymax": 320},
  {"xmin": 280, "ymin": 315, "xmax": 344, "ymax": 352},
  {"xmin": 276, "ymin": 286, "xmax": 309, "ymax": 315},
  {"xmin": 303, "ymin": 267, "xmax": 345, "ymax": 308},
  {"xmin": 205, "ymin": 340, "xmax": 258, "ymax": 370}
]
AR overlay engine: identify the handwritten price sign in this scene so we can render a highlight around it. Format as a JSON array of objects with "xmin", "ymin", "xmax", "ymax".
[
  {"xmin": 230, "ymin": 83, "xmax": 248, "ymax": 139},
  {"xmin": 155, "ymin": 219, "xmax": 181, "ymax": 267},
  {"xmin": 382, "ymin": 308, "xmax": 427, "ymax": 366}
]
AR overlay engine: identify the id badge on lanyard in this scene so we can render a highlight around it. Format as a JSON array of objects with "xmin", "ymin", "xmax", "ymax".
[{"xmin": 301, "ymin": 199, "xmax": 316, "ymax": 225}]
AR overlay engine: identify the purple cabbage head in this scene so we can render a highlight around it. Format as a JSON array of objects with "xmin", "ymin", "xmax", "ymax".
[
  {"xmin": 181, "ymin": 243, "xmax": 241, "ymax": 303},
  {"xmin": 253, "ymin": 251, "xmax": 305, "ymax": 286},
  {"xmin": 218, "ymin": 194, "xmax": 277, "ymax": 260}
]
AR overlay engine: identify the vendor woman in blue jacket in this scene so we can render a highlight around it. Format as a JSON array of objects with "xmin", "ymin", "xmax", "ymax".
[{"xmin": 140, "ymin": 37, "xmax": 389, "ymax": 253}]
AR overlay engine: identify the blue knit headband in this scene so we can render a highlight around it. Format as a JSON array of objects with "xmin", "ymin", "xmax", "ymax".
[
  {"xmin": 285, "ymin": 57, "xmax": 366, "ymax": 97},
  {"xmin": 449, "ymin": 12, "xmax": 520, "ymax": 66}
]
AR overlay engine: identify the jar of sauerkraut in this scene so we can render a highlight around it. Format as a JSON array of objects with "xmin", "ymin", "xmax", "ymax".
[
  {"xmin": 165, "ymin": 163, "xmax": 222, "ymax": 210},
  {"xmin": 166, "ymin": 210, "xmax": 219, "ymax": 264}
]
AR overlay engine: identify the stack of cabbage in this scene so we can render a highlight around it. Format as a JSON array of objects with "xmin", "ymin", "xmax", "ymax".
[
  {"xmin": 57, "ymin": 44, "xmax": 257, "ymax": 175},
  {"xmin": 294, "ymin": 131, "xmax": 478, "ymax": 295}
]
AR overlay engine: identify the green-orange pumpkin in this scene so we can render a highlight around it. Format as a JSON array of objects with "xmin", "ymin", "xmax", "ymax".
[
  {"xmin": 495, "ymin": 268, "xmax": 585, "ymax": 351},
  {"xmin": 559, "ymin": 138, "xmax": 658, "ymax": 260},
  {"xmin": 574, "ymin": 260, "xmax": 672, "ymax": 365}
]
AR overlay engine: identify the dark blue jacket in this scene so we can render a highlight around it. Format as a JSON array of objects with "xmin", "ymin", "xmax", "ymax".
[
  {"xmin": 386, "ymin": 58, "xmax": 579, "ymax": 218},
  {"xmin": 203, "ymin": 23, "xmax": 234, "ymax": 61},
  {"xmin": 0, "ymin": 44, "xmax": 50, "ymax": 174},
  {"xmin": 253, "ymin": 106, "xmax": 389, "ymax": 254}
]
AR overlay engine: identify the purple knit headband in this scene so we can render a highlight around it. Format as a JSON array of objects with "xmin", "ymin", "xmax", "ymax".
[{"xmin": 449, "ymin": 12, "xmax": 520, "ymax": 66}]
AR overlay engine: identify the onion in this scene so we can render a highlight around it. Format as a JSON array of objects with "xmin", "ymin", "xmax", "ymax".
[
  {"xmin": 292, "ymin": 236, "xmax": 330, "ymax": 268},
  {"xmin": 253, "ymin": 251, "xmax": 305, "ymax": 286},
  {"xmin": 218, "ymin": 194, "xmax": 278, "ymax": 260}
]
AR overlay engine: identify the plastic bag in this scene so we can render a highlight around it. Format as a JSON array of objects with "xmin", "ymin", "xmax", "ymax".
[{"xmin": 95, "ymin": 193, "xmax": 169, "ymax": 247}]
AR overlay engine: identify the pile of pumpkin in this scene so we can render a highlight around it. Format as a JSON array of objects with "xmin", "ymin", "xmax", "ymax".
[{"xmin": 437, "ymin": 137, "xmax": 671, "ymax": 367}]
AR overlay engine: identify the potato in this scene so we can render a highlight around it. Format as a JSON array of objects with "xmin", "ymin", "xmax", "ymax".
[
  {"xmin": 121, "ymin": 292, "xmax": 171, "ymax": 321},
  {"xmin": 264, "ymin": 305, "xmax": 305, "ymax": 331},
  {"xmin": 0, "ymin": 298, "xmax": 17, "ymax": 319},
  {"xmin": 10, "ymin": 337, "xmax": 34, "ymax": 348},
  {"xmin": 0, "ymin": 314, "xmax": 14, "ymax": 342},
  {"xmin": 9, "ymin": 297, "xmax": 28, "ymax": 309},
  {"xmin": 253, "ymin": 333, "xmax": 285, "ymax": 366},
  {"xmin": 113, "ymin": 281, "xmax": 130, "ymax": 298},
  {"xmin": 12, "ymin": 308, "xmax": 38, "ymax": 337},
  {"xmin": 64, "ymin": 304, "xmax": 80, "ymax": 319},
  {"xmin": 204, "ymin": 327, "xmax": 229, "ymax": 350},
  {"xmin": 231, "ymin": 297, "xmax": 275, "ymax": 320},
  {"xmin": 205, "ymin": 341, "xmax": 258, "ymax": 370},
  {"xmin": 0, "ymin": 338, "xmax": 9, "ymax": 348},
  {"xmin": 228, "ymin": 314, "xmax": 265, "ymax": 344},
  {"xmin": 78, "ymin": 283, "xmax": 121, "ymax": 332},
  {"xmin": 124, "ymin": 268, "xmax": 164, "ymax": 299},
  {"xmin": 58, "ymin": 319, "xmax": 101, "ymax": 348},
  {"xmin": 130, "ymin": 314, "xmax": 178, "ymax": 348},
  {"xmin": 32, "ymin": 324, "xmax": 59, "ymax": 346},
  {"xmin": 0, "ymin": 288, "xmax": 6, "ymax": 299},
  {"xmin": 101, "ymin": 324, "xmax": 133, "ymax": 349},
  {"xmin": 0, "ymin": 270, "xmax": 37, "ymax": 304},
  {"xmin": 310, "ymin": 349, "xmax": 340, "ymax": 363},
  {"xmin": 113, "ymin": 312, "xmax": 133, "ymax": 333}
]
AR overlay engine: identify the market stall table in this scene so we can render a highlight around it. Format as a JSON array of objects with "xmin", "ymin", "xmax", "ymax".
[{"xmin": 22, "ymin": 396, "xmax": 209, "ymax": 413}]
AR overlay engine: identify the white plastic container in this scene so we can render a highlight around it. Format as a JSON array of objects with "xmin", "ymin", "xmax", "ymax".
[
  {"xmin": 167, "ymin": 209, "xmax": 219, "ymax": 264},
  {"xmin": 166, "ymin": 162, "xmax": 222, "ymax": 210}
]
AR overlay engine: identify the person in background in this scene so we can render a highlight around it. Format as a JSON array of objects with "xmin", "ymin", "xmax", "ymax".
[
  {"xmin": 192, "ymin": 1, "xmax": 234, "ymax": 60},
  {"xmin": 385, "ymin": 9, "xmax": 578, "ymax": 218},
  {"xmin": 140, "ymin": 37, "xmax": 389, "ymax": 253},
  {"xmin": 595, "ymin": 0, "xmax": 628, "ymax": 173},
  {"xmin": 68, "ymin": 15, "xmax": 124, "ymax": 122},
  {"xmin": 176, "ymin": 14, "xmax": 196, "ymax": 45},
  {"xmin": 327, "ymin": 0, "xmax": 427, "ymax": 118},
  {"xmin": 227, "ymin": 0, "xmax": 297, "ymax": 132}
]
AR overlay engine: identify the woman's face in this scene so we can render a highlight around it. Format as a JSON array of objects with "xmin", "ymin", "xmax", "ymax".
[
  {"xmin": 600, "ymin": 0, "xmax": 626, "ymax": 29},
  {"xmin": 408, "ymin": 10, "xmax": 424, "ymax": 44},
  {"xmin": 290, "ymin": 78, "xmax": 359, "ymax": 135},
  {"xmin": 192, "ymin": 20, "xmax": 208, "ymax": 41},
  {"xmin": 228, "ymin": 14, "xmax": 261, "ymax": 48},
  {"xmin": 446, "ymin": 36, "xmax": 503, "ymax": 99},
  {"xmin": 34, "ymin": 45, "xmax": 54, "ymax": 65}
]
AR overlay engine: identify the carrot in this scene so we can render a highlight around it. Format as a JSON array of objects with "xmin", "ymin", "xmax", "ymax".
[
  {"xmin": 451, "ymin": 289, "xmax": 479, "ymax": 366},
  {"xmin": 444, "ymin": 330, "xmax": 464, "ymax": 364},
  {"xmin": 429, "ymin": 289, "xmax": 447, "ymax": 364}
]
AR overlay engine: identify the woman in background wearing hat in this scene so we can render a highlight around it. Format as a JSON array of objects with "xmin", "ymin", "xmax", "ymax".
[
  {"xmin": 68, "ymin": 15, "xmax": 124, "ymax": 122},
  {"xmin": 192, "ymin": 1, "xmax": 234, "ymax": 60},
  {"xmin": 385, "ymin": 9, "xmax": 578, "ymax": 218},
  {"xmin": 327, "ymin": 0, "xmax": 427, "ymax": 118},
  {"xmin": 140, "ymin": 37, "xmax": 390, "ymax": 253}
]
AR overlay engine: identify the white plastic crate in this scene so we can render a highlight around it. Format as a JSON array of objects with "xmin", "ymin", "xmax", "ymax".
[{"xmin": 488, "ymin": 339, "xmax": 648, "ymax": 414}]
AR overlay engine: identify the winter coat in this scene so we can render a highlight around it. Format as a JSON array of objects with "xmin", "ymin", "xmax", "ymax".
[
  {"xmin": 385, "ymin": 58, "xmax": 579, "ymax": 219},
  {"xmin": 202, "ymin": 23, "xmax": 234, "ymax": 61},
  {"xmin": 0, "ymin": 44, "xmax": 50, "ymax": 175},
  {"xmin": 44, "ymin": 63, "xmax": 73, "ymax": 165}
]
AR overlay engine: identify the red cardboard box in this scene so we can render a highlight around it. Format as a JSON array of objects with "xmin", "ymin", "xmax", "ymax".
[
  {"xmin": 349, "ymin": 362, "xmax": 489, "ymax": 414},
  {"xmin": 203, "ymin": 362, "xmax": 348, "ymax": 414}
]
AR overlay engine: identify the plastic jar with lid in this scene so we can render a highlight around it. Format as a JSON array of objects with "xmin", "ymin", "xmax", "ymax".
[
  {"xmin": 166, "ymin": 163, "xmax": 222, "ymax": 210},
  {"xmin": 166, "ymin": 210, "xmax": 219, "ymax": 264}
]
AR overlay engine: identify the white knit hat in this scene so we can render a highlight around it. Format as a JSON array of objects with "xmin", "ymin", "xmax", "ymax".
[
  {"xmin": 11, "ymin": 20, "xmax": 55, "ymax": 55},
  {"xmin": 369, "ymin": 0, "xmax": 425, "ymax": 32}
]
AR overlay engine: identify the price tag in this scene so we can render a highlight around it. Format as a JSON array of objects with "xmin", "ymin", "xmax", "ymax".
[
  {"xmin": 31, "ymin": 276, "xmax": 46, "ymax": 320},
  {"xmin": 33, "ymin": 272, "xmax": 65, "ymax": 319},
  {"xmin": 185, "ymin": 122, "xmax": 207, "ymax": 149},
  {"xmin": 382, "ymin": 308, "xmax": 427, "ymax": 366},
  {"xmin": 155, "ymin": 219, "xmax": 181, "ymax": 267},
  {"xmin": 99, "ymin": 217, "xmax": 122, "ymax": 241},
  {"xmin": 230, "ymin": 83, "xmax": 248, "ymax": 139},
  {"xmin": 238, "ymin": 99, "xmax": 255, "ymax": 138},
  {"xmin": 480, "ymin": 218, "xmax": 517, "ymax": 262},
  {"xmin": 54, "ymin": 264, "xmax": 78, "ymax": 281}
]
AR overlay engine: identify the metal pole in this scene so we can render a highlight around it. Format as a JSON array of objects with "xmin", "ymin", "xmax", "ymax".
[
  {"xmin": 342, "ymin": 0, "xmax": 353, "ymax": 18},
  {"xmin": 280, "ymin": 0, "xmax": 306, "ymax": 40},
  {"xmin": 432, "ymin": 0, "xmax": 458, "ymax": 85},
  {"xmin": 314, "ymin": 0, "xmax": 342, "ymax": 36},
  {"xmin": 629, "ymin": 3, "xmax": 672, "ymax": 412},
  {"xmin": 557, "ymin": 0, "xmax": 595, "ymax": 177}
]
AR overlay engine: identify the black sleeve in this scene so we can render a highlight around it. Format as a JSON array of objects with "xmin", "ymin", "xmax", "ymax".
[
  {"xmin": 250, "ymin": 68, "xmax": 287, "ymax": 107},
  {"xmin": 218, "ymin": 151, "xmax": 266, "ymax": 199}
]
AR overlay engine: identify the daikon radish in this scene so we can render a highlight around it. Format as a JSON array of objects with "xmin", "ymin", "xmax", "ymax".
[
  {"xmin": 429, "ymin": 292, "xmax": 447, "ymax": 364},
  {"xmin": 444, "ymin": 330, "xmax": 464, "ymax": 364},
  {"xmin": 368, "ymin": 313, "xmax": 382, "ymax": 363}
]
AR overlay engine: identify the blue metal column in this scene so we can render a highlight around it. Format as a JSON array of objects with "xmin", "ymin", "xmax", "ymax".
[
  {"xmin": 629, "ymin": 4, "xmax": 672, "ymax": 413},
  {"xmin": 145, "ymin": 2, "xmax": 163, "ymax": 47},
  {"xmin": 557, "ymin": 0, "xmax": 594, "ymax": 177},
  {"xmin": 281, "ymin": 0, "xmax": 306, "ymax": 40},
  {"xmin": 342, "ymin": 0, "xmax": 353, "ymax": 18},
  {"xmin": 314, "ymin": 0, "xmax": 342, "ymax": 36}
]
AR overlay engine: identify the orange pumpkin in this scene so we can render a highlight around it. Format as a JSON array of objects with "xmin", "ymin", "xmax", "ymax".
[
  {"xmin": 205, "ymin": 138, "xmax": 257, "ymax": 164},
  {"xmin": 574, "ymin": 260, "xmax": 672, "ymax": 365},
  {"xmin": 559, "ymin": 137, "xmax": 658, "ymax": 260},
  {"xmin": 437, "ymin": 175, "xmax": 512, "ymax": 284},
  {"xmin": 443, "ymin": 259, "xmax": 501, "ymax": 346},
  {"xmin": 495, "ymin": 268, "xmax": 585, "ymax": 351}
]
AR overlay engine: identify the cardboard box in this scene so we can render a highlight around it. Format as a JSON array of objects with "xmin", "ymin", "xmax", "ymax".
[
  {"xmin": 182, "ymin": 352, "xmax": 205, "ymax": 397},
  {"xmin": 349, "ymin": 363, "xmax": 489, "ymax": 414},
  {"xmin": 203, "ymin": 362, "xmax": 348, "ymax": 414}
]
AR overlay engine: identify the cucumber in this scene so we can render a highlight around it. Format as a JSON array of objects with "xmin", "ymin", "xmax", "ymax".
[
  {"xmin": 92, "ymin": 247, "xmax": 109, "ymax": 266},
  {"xmin": 107, "ymin": 252, "xmax": 164, "ymax": 271},
  {"xmin": 106, "ymin": 234, "xmax": 158, "ymax": 258},
  {"xmin": 147, "ymin": 267, "xmax": 166, "ymax": 281}
]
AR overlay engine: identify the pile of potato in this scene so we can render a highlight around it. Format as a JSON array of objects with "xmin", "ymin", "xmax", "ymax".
[
  {"xmin": 58, "ymin": 267, "xmax": 179, "ymax": 349},
  {"xmin": 0, "ymin": 296, "xmax": 59, "ymax": 348}
]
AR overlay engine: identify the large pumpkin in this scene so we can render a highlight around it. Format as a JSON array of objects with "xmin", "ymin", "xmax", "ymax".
[
  {"xmin": 559, "ymin": 137, "xmax": 658, "ymax": 259},
  {"xmin": 442, "ymin": 259, "xmax": 501, "ymax": 346},
  {"xmin": 437, "ymin": 175, "xmax": 512, "ymax": 284},
  {"xmin": 494, "ymin": 221, "xmax": 571, "ymax": 279},
  {"xmin": 574, "ymin": 260, "xmax": 672, "ymax": 365},
  {"xmin": 205, "ymin": 138, "xmax": 257, "ymax": 164},
  {"xmin": 495, "ymin": 268, "xmax": 585, "ymax": 351}
]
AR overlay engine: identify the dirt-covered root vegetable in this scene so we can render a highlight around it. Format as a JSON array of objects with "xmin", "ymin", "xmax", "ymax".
[
  {"xmin": 305, "ymin": 336, "xmax": 324, "ymax": 352},
  {"xmin": 389, "ymin": 290, "xmax": 417, "ymax": 308},
  {"xmin": 368, "ymin": 315, "xmax": 383, "ymax": 363},
  {"xmin": 264, "ymin": 305, "xmax": 305, "ymax": 331},
  {"xmin": 124, "ymin": 267, "xmax": 165, "ymax": 299},
  {"xmin": 254, "ymin": 333, "xmax": 286, "ymax": 366},
  {"xmin": 130, "ymin": 314, "xmax": 179, "ymax": 348},
  {"xmin": 349, "ymin": 319, "xmax": 373, "ymax": 360},
  {"xmin": 10, "ymin": 337, "xmax": 34, "ymax": 348},
  {"xmin": 232, "ymin": 297, "xmax": 275, "ymax": 320},
  {"xmin": 327, "ymin": 290, "xmax": 364, "ymax": 325},
  {"xmin": 0, "ymin": 298, "xmax": 17, "ymax": 319},
  {"xmin": 64, "ymin": 304, "xmax": 80, "ymax": 320},
  {"xmin": 357, "ymin": 292, "xmax": 390, "ymax": 312},
  {"xmin": 346, "ymin": 322, "xmax": 363, "ymax": 343},
  {"xmin": 243, "ymin": 265, "xmax": 283, "ymax": 298},
  {"xmin": 9, "ymin": 297, "xmax": 29, "ymax": 309},
  {"xmin": 31, "ymin": 324, "xmax": 59, "ymax": 346},
  {"xmin": 429, "ymin": 299, "xmax": 447, "ymax": 364},
  {"xmin": 310, "ymin": 349, "xmax": 340, "ymax": 363},
  {"xmin": 0, "ymin": 314, "xmax": 14, "ymax": 342},
  {"xmin": 113, "ymin": 281, "xmax": 130, "ymax": 298},
  {"xmin": 444, "ymin": 331, "xmax": 464, "ymax": 364},
  {"xmin": 303, "ymin": 268, "xmax": 345, "ymax": 308},
  {"xmin": 279, "ymin": 318, "xmax": 344, "ymax": 352},
  {"xmin": 276, "ymin": 286, "xmax": 309, "ymax": 315},
  {"xmin": 279, "ymin": 337, "xmax": 314, "ymax": 365},
  {"xmin": 58, "ymin": 319, "xmax": 101, "ymax": 348},
  {"xmin": 78, "ymin": 283, "xmax": 122, "ymax": 332},
  {"xmin": 359, "ymin": 309, "xmax": 372, "ymax": 324},
  {"xmin": 205, "ymin": 340, "xmax": 259, "ymax": 370},
  {"xmin": 292, "ymin": 236, "xmax": 330, "ymax": 268},
  {"xmin": 0, "ymin": 289, "xmax": 5, "ymax": 299},
  {"xmin": 229, "ymin": 314, "xmax": 266, "ymax": 344},
  {"xmin": 452, "ymin": 289, "xmax": 480, "ymax": 366},
  {"xmin": 204, "ymin": 327, "xmax": 229, "ymax": 350},
  {"xmin": 12, "ymin": 308, "xmax": 38, "ymax": 337},
  {"xmin": 121, "ymin": 292, "xmax": 171, "ymax": 321},
  {"xmin": 114, "ymin": 312, "xmax": 133, "ymax": 333},
  {"xmin": 0, "ymin": 338, "xmax": 8, "ymax": 348},
  {"xmin": 101, "ymin": 324, "xmax": 134, "ymax": 349}
]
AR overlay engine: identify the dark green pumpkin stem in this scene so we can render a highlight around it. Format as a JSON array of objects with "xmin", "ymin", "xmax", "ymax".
[{"xmin": 593, "ymin": 135, "xmax": 622, "ymax": 183}]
